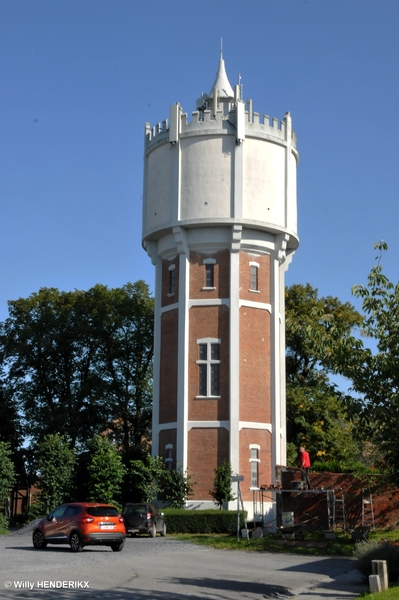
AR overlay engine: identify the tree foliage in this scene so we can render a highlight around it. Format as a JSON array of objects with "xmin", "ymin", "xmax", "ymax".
[
  {"xmin": 33, "ymin": 433, "xmax": 76, "ymax": 516},
  {"xmin": 285, "ymin": 284, "xmax": 364, "ymax": 466},
  {"xmin": 0, "ymin": 441, "xmax": 16, "ymax": 513},
  {"xmin": 164, "ymin": 466, "xmax": 195, "ymax": 508},
  {"xmin": 344, "ymin": 242, "xmax": 399, "ymax": 484},
  {"xmin": 1, "ymin": 281, "xmax": 153, "ymax": 455},
  {"xmin": 209, "ymin": 461, "xmax": 235, "ymax": 509},
  {"xmin": 128, "ymin": 454, "xmax": 166, "ymax": 503},
  {"xmin": 87, "ymin": 435, "xmax": 125, "ymax": 506}
]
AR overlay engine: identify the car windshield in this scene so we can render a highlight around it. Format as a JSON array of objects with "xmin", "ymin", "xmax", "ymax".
[
  {"xmin": 123, "ymin": 505, "xmax": 146, "ymax": 515},
  {"xmin": 86, "ymin": 506, "xmax": 119, "ymax": 517}
]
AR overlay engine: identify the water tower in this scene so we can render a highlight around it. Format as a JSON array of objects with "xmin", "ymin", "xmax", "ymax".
[{"xmin": 142, "ymin": 53, "xmax": 299, "ymax": 518}]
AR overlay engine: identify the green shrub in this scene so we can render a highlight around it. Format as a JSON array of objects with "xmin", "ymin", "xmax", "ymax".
[
  {"xmin": 163, "ymin": 509, "xmax": 246, "ymax": 534},
  {"xmin": 0, "ymin": 513, "xmax": 9, "ymax": 531},
  {"xmin": 353, "ymin": 540, "xmax": 399, "ymax": 582},
  {"xmin": 312, "ymin": 460, "xmax": 374, "ymax": 474}
]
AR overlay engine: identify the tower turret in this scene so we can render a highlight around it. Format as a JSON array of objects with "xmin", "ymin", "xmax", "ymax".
[{"xmin": 142, "ymin": 54, "xmax": 299, "ymax": 519}]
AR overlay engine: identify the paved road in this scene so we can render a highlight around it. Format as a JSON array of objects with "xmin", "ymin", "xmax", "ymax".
[{"xmin": 0, "ymin": 528, "xmax": 367, "ymax": 599}]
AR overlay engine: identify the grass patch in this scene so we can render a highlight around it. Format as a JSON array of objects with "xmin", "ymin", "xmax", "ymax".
[
  {"xmin": 173, "ymin": 531, "xmax": 354, "ymax": 556},
  {"xmin": 173, "ymin": 529, "xmax": 399, "ymax": 558},
  {"xmin": 358, "ymin": 584, "xmax": 399, "ymax": 598}
]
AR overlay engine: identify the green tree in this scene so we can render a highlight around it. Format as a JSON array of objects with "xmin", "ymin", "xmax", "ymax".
[
  {"xmin": 95, "ymin": 281, "xmax": 154, "ymax": 456},
  {"xmin": 164, "ymin": 466, "xmax": 194, "ymax": 508},
  {"xmin": 285, "ymin": 284, "xmax": 364, "ymax": 466},
  {"xmin": 209, "ymin": 460, "xmax": 235, "ymax": 509},
  {"xmin": 1, "ymin": 281, "xmax": 154, "ymax": 455},
  {"xmin": 128, "ymin": 454, "xmax": 166, "ymax": 503},
  {"xmin": 344, "ymin": 242, "xmax": 399, "ymax": 484},
  {"xmin": 87, "ymin": 435, "xmax": 125, "ymax": 506},
  {"xmin": 33, "ymin": 433, "xmax": 76, "ymax": 516},
  {"xmin": 0, "ymin": 386, "xmax": 21, "ymax": 451},
  {"xmin": 0, "ymin": 441, "xmax": 16, "ymax": 528}
]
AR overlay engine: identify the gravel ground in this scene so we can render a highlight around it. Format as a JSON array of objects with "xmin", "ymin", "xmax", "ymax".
[{"xmin": 0, "ymin": 527, "xmax": 366, "ymax": 599}]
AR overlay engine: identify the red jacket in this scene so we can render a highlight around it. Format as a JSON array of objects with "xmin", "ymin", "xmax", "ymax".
[{"xmin": 299, "ymin": 450, "xmax": 311, "ymax": 469}]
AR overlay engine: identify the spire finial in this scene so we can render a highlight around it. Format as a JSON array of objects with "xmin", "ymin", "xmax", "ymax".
[{"xmin": 209, "ymin": 42, "xmax": 234, "ymax": 100}]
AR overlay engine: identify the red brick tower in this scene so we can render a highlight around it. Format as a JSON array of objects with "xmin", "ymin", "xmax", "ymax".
[{"xmin": 142, "ymin": 54, "xmax": 299, "ymax": 518}]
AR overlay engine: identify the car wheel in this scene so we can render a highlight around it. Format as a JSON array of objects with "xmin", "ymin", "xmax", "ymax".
[
  {"xmin": 111, "ymin": 541, "xmax": 125, "ymax": 552},
  {"xmin": 149, "ymin": 523, "xmax": 157, "ymax": 538},
  {"xmin": 32, "ymin": 529, "xmax": 47, "ymax": 549},
  {"xmin": 69, "ymin": 531, "xmax": 83, "ymax": 552},
  {"xmin": 160, "ymin": 522, "xmax": 166, "ymax": 537}
]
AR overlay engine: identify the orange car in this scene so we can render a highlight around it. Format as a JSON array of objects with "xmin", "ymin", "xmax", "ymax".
[{"xmin": 32, "ymin": 502, "xmax": 126, "ymax": 552}]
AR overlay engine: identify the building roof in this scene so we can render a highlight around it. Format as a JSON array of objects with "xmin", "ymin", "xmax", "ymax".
[{"xmin": 209, "ymin": 51, "xmax": 234, "ymax": 100}]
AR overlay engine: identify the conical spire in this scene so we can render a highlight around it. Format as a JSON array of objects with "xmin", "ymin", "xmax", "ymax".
[{"xmin": 209, "ymin": 50, "xmax": 234, "ymax": 100}]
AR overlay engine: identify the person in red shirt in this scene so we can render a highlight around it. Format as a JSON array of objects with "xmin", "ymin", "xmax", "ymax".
[{"xmin": 299, "ymin": 446, "xmax": 312, "ymax": 490}]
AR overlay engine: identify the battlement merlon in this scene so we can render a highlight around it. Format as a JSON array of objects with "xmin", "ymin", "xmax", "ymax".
[{"xmin": 144, "ymin": 101, "xmax": 298, "ymax": 157}]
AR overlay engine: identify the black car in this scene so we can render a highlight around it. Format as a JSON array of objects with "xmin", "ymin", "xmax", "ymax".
[{"xmin": 122, "ymin": 503, "xmax": 166, "ymax": 538}]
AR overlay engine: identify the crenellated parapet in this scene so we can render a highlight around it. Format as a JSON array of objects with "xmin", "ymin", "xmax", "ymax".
[{"xmin": 145, "ymin": 102, "xmax": 297, "ymax": 155}]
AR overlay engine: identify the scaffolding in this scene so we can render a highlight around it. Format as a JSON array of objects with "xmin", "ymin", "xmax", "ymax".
[{"xmin": 254, "ymin": 486, "xmax": 349, "ymax": 532}]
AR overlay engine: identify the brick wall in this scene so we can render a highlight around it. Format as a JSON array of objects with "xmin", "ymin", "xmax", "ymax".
[
  {"xmin": 159, "ymin": 309, "xmax": 178, "ymax": 423},
  {"xmin": 188, "ymin": 427, "xmax": 230, "ymax": 500},
  {"xmin": 188, "ymin": 305, "xmax": 229, "ymax": 421},
  {"xmin": 239, "ymin": 251, "xmax": 270, "ymax": 304},
  {"xmin": 239, "ymin": 429, "xmax": 272, "ymax": 502},
  {"xmin": 279, "ymin": 469, "xmax": 399, "ymax": 530},
  {"xmin": 239, "ymin": 306, "xmax": 271, "ymax": 422},
  {"xmin": 158, "ymin": 428, "xmax": 177, "ymax": 470},
  {"xmin": 189, "ymin": 250, "xmax": 230, "ymax": 299}
]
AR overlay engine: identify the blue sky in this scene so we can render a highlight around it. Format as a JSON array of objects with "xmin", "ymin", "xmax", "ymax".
[{"xmin": 1, "ymin": 0, "xmax": 398, "ymax": 324}]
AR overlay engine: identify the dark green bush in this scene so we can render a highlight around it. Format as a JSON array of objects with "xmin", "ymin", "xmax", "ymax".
[
  {"xmin": 312, "ymin": 460, "xmax": 374, "ymax": 475},
  {"xmin": 163, "ymin": 509, "xmax": 246, "ymax": 534},
  {"xmin": 353, "ymin": 540, "xmax": 399, "ymax": 582},
  {"xmin": 0, "ymin": 514, "xmax": 9, "ymax": 531}
]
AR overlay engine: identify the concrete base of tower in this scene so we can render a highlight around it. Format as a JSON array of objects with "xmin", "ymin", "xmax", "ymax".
[{"xmin": 227, "ymin": 501, "xmax": 276, "ymax": 525}]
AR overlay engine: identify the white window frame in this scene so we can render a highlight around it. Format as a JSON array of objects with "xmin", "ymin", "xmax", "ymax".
[
  {"xmin": 196, "ymin": 337, "xmax": 221, "ymax": 398},
  {"xmin": 202, "ymin": 258, "xmax": 216, "ymax": 290},
  {"xmin": 249, "ymin": 261, "xmax": 260, "ymax": 293},
  {"xmin": 249, "ymin": 444, "xmax": 260, "ymax": 489}
]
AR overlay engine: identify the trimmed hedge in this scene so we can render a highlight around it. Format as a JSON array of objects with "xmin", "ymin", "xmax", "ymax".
[{"xmin": 162, "ymin": 509, "xmax": 246, "ymax": 534}]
